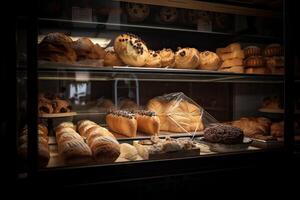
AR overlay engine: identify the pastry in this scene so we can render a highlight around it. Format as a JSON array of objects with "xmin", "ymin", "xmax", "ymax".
[
  {"xmin": 175, "ymin": 48, "xmax": 200, "ymax": 69},
  {"xmin": 114, "ymin": 33, "xmax": 149, "ymax": 67},
  {"xmin": 41, "ymin": 32, "xmax": 73, "ymax": 44},
  {"xmin": 119, "ymin": 98, "xmax": 139, "ymax": 110},
  {"xmin": 103, "ymin": 50, "xmax": 125, "ymax": 66},
  {"xmin": 106, "ymin": 110, "xmax": 137, "ymax": 137},
  {"xmin": 77, "ymin": 120, "xmax": 97, "ymax": 131},
  {"xmin": 89, "ymin": 136, "xmax": 120, "ymax": 163},
  {"xmin": 145, "ymin": 50, "xmax": 162, "ymax": 68},
  {"xmin": 147, "ymin": 98, "xmax": 204, "ymax": 133},
  {"xmin": 198, "ymin": 51, "xmax": 221, "ymax": 71},
  {"xmin": 78, "ymin": 123, "xmax": 98, "ymax": 138},
  {"xmin": 96, "ymin": 98, "xmax": 115, "ymax": 111},
  {"xmin": 218, "ymin": 49, "xmax": 245, "ymax": 61},
  {"xmin": 219, "ymin": 58, "xmax": 243, "ymax": 69},
  {"xmin": 271, "ymin": 121, "xmax": 284, "ymax": 137},
  {"xmin": 244, "ymin": 46, "xmax": 261, "ymax": 57},
  {"xmin": 73, "ymin": 37, "xmax": 105, "ymax": 60},
  {"xmin": 55, "ymin": 127, "xmax": 78, "ymax": 141},
  {"xmin": 203, "ymin": 124, "xmax": 244, "ymax": 144},
  {"xmin": 264, "ymin": 44, "xmax": 283, "ymax": 57},
  {"xmin": 38, "ymin": 124, "xmax": 48, "ymax": 136},
  {"xmin": 231, "ymin": 117, "xmax": 272, "ymax": 137},
  {"xmin": 245, "ymin": 67, "xmax": 270, "ymax": 74},
  {"xmin": 244, "ymin": 56, "xmax": 265, "ymax": 67},
  {"xmin": 125, "ymin": 3, "xmax": 150, "ymax": 22},
  {"xmin": 86, "ymin": 126, "xmax": 115, "ymax": 147},
  {"xmin": 57, "ymin": 132, "xmax": 83, "ymax": 144},
  {"xmin": 55, "ymin": 122, "xmax": 76, "ymax": 133},
  {"xmin": 159, "ymin": 48, "xmax": 175, "ymax": 67},
  {"xmin": 38, "ymin": 101, "xmax": 53, "ymax": 114},
  {"xmin": 216, "ymin": 43, "xmax": 241, "ymax": 54},
  {"xmin": 135, "ymin": 110, "xmax": 160, "ymax": 135},
  {"xmin": 52, "ymin": 99, "xmax": 72, "ymax": 113},
  {"xmin": 266, "ymin": 56, "xmax": 284, "ymax": 68},
  {"xmin": 218, "ymin": 66, "xmax": 244, "ymax": 73},
  {"xmin": 119, "ymin": 143, "xmax": 138, "ymax": 161},
  {"xmin": 262, "ymin": 96, "xmax": 283, "ymax": 109},
  {"xmin": 159, "ymin": 7, "xmax": 178, "ymax": 24}
]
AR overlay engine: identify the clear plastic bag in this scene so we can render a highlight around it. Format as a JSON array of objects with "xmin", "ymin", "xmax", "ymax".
[{"xmin": 147, "ymin": 92, "xmax": 218, "ymax": 136}]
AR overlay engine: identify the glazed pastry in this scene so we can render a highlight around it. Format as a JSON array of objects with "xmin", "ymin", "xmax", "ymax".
[
  {"xmin": 106, "ymin": 110, "xmax": 137, "ymax": 137},
  {"xmin": 203, "ymin": 124, "xmax": 244, "ymax": 144},
  {"xmin": 52, "ymin": 99, "xmax": 72, "ymax": 113},
  {"xmin": 244, "ymin": 56, "xmax": 265, "ymax": 67},
  {"xmin": 147, "ymin": 98, "xmax": 204, "ymax": 133},
  {"xmin": 125, "ymin": 3, "xmax": 150, "ymax": 22},
  {"xmin": 218, "ymin": 49, "xmax": 244, "ymax": 61},
  {"xmin": 103, "ymin": 50, "xmax": 125, "ymax": 66},
  {"xmin": 264, "ymin": 44, "xmax": 283, "ymax": 57},
  {"xmin": 198, "ymin": 51, "xmax": 221, "ymax": 71},
  {"xmin": 218, "ymin": 66, "xmax": 244, "ymax": 73},
  {"xmin": 216, "ymin": 43, "xmax": 241, "ymax": 54},
  {"xmin": 114, "ymin": 33, "xmax": 149, "ymax": 67},
  {"xmin": 175, "ymin": 48, "xmax": 200, "ymax": 69},
  {"xmin": 159, "ymin": 48, "xmax": 175, "ymax": 67},
  {"xmin": 145, "ymin": 50, "xmax": 162, "ymax": 68},
  {"xmin": 244, "ymin": 46, "xmax": 261, "ymax": 57},
  {"xmin": 220, "ymin": 58, "xmax": 243, "ymax": 69},
  {"xmin": 135, "ymin": 110, "xmax": 160, "ymax": 135},
  {"xmin": 245, "ymin": 67, "xmax": 270, "ymax": 74}
]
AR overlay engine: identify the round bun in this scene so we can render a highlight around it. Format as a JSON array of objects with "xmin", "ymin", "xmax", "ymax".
[
  {"xmin": 145, "ymin": 50, "xmax": 162, "ymax": 68},
  {"xmin": 175, "ymin": 48, "xmax": 200, "ymax": 69},
  {"xmin": 125, "ymin": 3, "xmax": 150, "ymax": 22},
  {"xmin": 104, "ymin": 51, "xmax": 125, "ymax": 66},
  {"xmin": 159, "ymin": 48, "xmax": 175, "ymax": 67},
  {"xmin": 114, "ymin": 33, "xmax": 149, "ymax": 67},
  {"xmin": 244, "ymin": 46, "xmax": 261, "ymax": 57},
  {"xmin": 198, "ymin": 51, "xmax": 221, "ymax": 70}
]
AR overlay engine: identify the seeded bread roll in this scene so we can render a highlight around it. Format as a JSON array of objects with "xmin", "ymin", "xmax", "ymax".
[
  {"xmin": 145, "ymin": 50, "xmax": 162, "ymax": 68},
  {"xmin": 106, "ymin": 110, "xmax": 137, "ymax": 137},
  {"xmin": 175, "ymin": 48, "xmax": 200, "ymax": 69},
  {"xmin": 135, "ymin": 110, "xmax": 160, "ymax": 135},
  {"xmin": 159, "ymin": 48, "xmax": 175, "ymax": 67},
  {"xmin": 198, "ymin": 51, "xmax": 221, "ymax": 71},
  {"xmin": 114, "ymin": 33, "xmax": 149, "ymax": 67}
]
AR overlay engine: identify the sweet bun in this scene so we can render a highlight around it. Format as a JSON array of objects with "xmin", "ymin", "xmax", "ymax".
[
  {"xmin": 114, "ymin": 33, "xmax": 149, "ymax": 67},
  {"xmin": 159, "ymin": 48, "xmax": 175, "ymax": 67},
  {"xmin": 175, "ymin": 48, "xmax": 200, "ymax": 69},
  {"xmin": 104, "ymin": 50, "xmax": 125, "ymax": 66},
  {"xmin": 145, "ymin": 50, "xmax": 162, "ymax": 68},
  {"xmin": 73, "ymin": 37, "xmax": 105, "ymax": 60},
  {"xmin": 135, "ymin": 110, "xmax": 160, "ymax": 135},
  {"xmin": 125, "ymin": 3, "xmax": 150, "ymax": 22},
  {"xmin": 198, "ymin": 51, "xmax": 221, "ymax": 70}
]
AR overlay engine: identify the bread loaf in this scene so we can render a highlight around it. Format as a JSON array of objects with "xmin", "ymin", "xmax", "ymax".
[{"xmin": 135, "ymin": 111, "xmax": 160, "ymax": 135}]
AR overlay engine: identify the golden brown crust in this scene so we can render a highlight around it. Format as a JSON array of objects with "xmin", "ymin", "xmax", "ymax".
[
  {"xmin": 103, "ymin": 51, "xmax": 125, "ymax": 66},
  {"xmin": 216, "ymin": 43, "xmax": 241, "ymax": 54},
  {"xmin": 244, "ymin": 56, "xmax": 265, "ymax": 67},
  {"xmin": 106, "ymin": 111, "xmax": 137, "ymax": 137},
  {"xmin": 218, "ymin": 49, "xmax": 245, "ymax": 61},
  {"xmin": 264, "ymin": 44, "xmax": 283, "ymax": 57},
  {"xmin": 90, "ymin": 136, "xmax": 120, "ymax": 163},
  {"xmin": 114, "ymin": 33, "xmax": 149, "ymax": 67},
  {"xmin": 73, "ymin": 37, "xmax": 105, "ymax": 60},
  {"xmin": 145, "ymin": 50, "xmax": 162, "ymax": 68},
  {"xmin": 136, "ymin": 112, "xmax": 160, "ymax": 135},
  {"xmin": 244, "ymin": 46, "xmax": 261, "ymax": 57},
  {"xmin": 198, "ymin": 51, "xmax": 221, "ymax": 71},
  {"xmin": 52, "ymin": 99, "xmax": 72, "ymax": 113},
  {"xmin": 220, "ymin": 58, "xmax": 243, "ymax": 69},
  {"xmin": 159, "ymin": 48, "xmax": 175, "ymax": 67},
  {"xmin": 175, "ymin": 48, "xmax": 200, "ymax": 69}
]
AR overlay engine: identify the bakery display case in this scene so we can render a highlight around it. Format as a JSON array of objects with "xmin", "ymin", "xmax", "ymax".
[{"xmin": 13, "ymin": 0, "xmax": 299, "ymax": 187}]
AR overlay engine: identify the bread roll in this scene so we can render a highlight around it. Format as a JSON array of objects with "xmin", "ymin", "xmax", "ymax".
[
  {"xmin": 145, "ymin": 50, "xmax": 162, "ymax": 68},
  {"xmin": 218, "ymin": 49, "xmax": 245, "ymax": 61},
  {"xmin": 73, "ymin": 37, "xmax": 105, "ymax": 60},
  {"xmin": 58, "ymin": 139, "xmax": 92, "ymax": 165},
  {"xmin": 175, "ymin": 48, "xmax": 200, "ymax": 69},
  {"xmin": 220, "ymin": 58, "xmax": 243, "ymax": 69},
  {"xmin": 77, "ymin": 120, "xmax": 97, "ymax": 135},
  {"xmin": 106, "ymin": 111, "xmax": 137, "ymax": 137},
  {"xmin": 57, "ymin": 132, "xmax": 83, "ymax": 144},
  {"xmin": 104, "ymin": 50, "xmax": 125, "ymax": 66},
  {"xmin": 198, "ymin": 51, "xmax": 221, "ymax": 71},
  {"xmin": 38, "ymin": 124, "xmax": 48, "ymax": 136},
  {"xmin": 135, "ymin": 111, "xmax": 160, "ymax": 135},
  {"xmin": 216, "ymin": 43, "xmax": 241, "ymax": 54},
  {"xmin": 159, "ymin": 48, "xmax": 175, "ymax": 67},
  {"xmin": 119, "ymin": 143, "xmax": 138, "ymax": 161},
  {"xmin": 147, "ymin": 99, "xmax": 204, "ymax": 132},
  {"xmin": 114, "ymin": 33, "xmax": 149, "ymax": 67},
  {"xmin": 90, "ymin": 136, "xmax": 120, "ymax": 163}
]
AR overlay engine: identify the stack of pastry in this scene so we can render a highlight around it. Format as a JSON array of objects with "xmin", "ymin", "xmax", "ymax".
[
  {"xmin": 76, "ymin": 120, "xmax": 120, "ymax": 163},
  {"xmin": 264, "ymin": 44, "xmax": 284, "ymax": 75},
  {"xmin": 38, "ymin": 93, "xmax": 72, "ymax": 115},
  {"xmin": 55, "ymin": 122, "xmax": 93, "ymax": 165},
  {"xmin": 18, "ymin": 124, "xmax": 50, "ymax": 168},
  {"xmin": 217, "ymin": 43, "xmax": 245, "ymax": 73},
  {"xmin": 243, "ymin": 45, "xmax": 269, "ymax": 74}
]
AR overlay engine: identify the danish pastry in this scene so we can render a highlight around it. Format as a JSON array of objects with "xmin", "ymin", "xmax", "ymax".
[{"xmin": 175, "ymin": 48, "xmax": 200, "ymax": 69}]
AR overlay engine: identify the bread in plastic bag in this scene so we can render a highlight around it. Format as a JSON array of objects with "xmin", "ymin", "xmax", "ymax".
[{"xmin": 146, "ymin": 92, "xmax": 218, "ymax": 134}]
